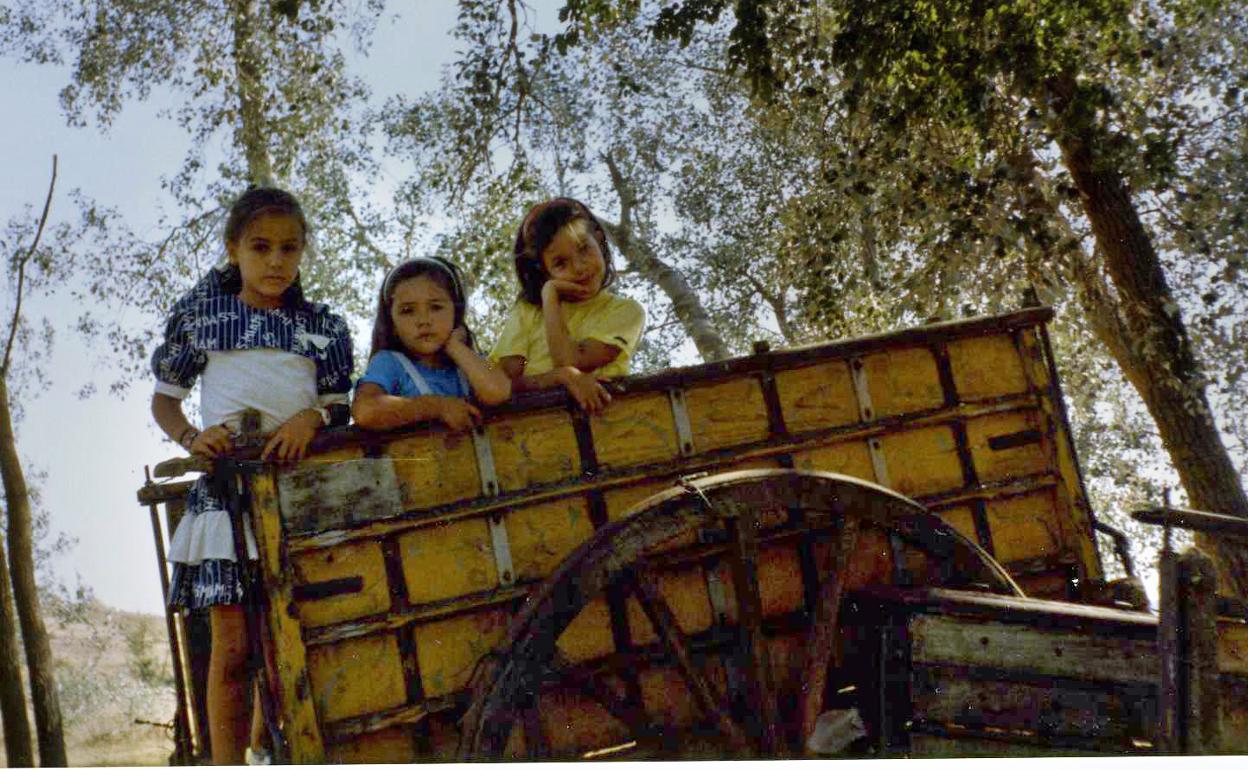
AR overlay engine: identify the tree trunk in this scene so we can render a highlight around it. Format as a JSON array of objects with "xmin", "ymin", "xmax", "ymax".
[
  {"xmin": 601, "ymin": 152, "xmax": 731, "ymax": 362},
  {"xmin": 231, "ymin": 0, "xmax": 274, "ymax": 186},
  {"xmin": 0, "ymin": 375, "xmax": 66, "ymax": 766},
  {"xmin": 0, "ymin": 535, "xmax": 34, "ymax": 768},
  {"xmin": 1043, "ymin": 72, "xmax": 1248, "ymax": 597}
]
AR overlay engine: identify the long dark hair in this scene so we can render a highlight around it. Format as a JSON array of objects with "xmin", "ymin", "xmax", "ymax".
[
  {"xmin": 513, "ymin": 197, "xmax": 616, "ymax": 306},
  {"xmin": 368, "ymin": 257, "xmax": 474, "ymax": 362},
  {"xmin": 220, "ymin": 186, "xmax": 309, "ymax": 307}
]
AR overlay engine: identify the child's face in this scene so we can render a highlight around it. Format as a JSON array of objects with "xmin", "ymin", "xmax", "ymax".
[
  {"xmin": 390, "ymin": 275, "xmax": 456, "ymax": 364},
  {"xmin": 227, "ymin": 213, "xmax": 305, "ymax": 309},
  {"xmin": 541, "ymin": 221, "xmax": 606, "ymax": 298}
]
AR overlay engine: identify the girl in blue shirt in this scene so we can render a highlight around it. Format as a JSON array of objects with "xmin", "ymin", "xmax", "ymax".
[{"xmin": 353, "ymin": 258, "xmax": 511, "ymax": 430}]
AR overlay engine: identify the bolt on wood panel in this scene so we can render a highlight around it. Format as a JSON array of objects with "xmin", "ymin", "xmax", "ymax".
[
  {"xmin": 325, "ymin": 726, "xmax": 415, "ymax": 764},
  {"xmin": 774, "ymin": 360, "xmax": 859, "ymax": 434},
  {"xmin": 486, "ymin": 409, "xmax": 581, "ymax": 491},
  {"xmin": 684, "ymin": 377, "xmax": 771, "ymax": 451},
  {"xmin": 590, "ymin": 392, "xmax": 680, "ymax": 469},
  {"xmin": 398, "ymin": 518, "xmax": 498, "ymax": 605},
  {"xmin": 986, "ymin": 490, "xmax": 1066, "ymax": 565},
  {"xmin": 791, "ymin": 439, "xmax": 876, "ymax": 481},
  {"xmin": 555, "ymin": 597, "xmax": 616, "ymax": 664},
  {"xmin": 306, "ymin": 634, "xmax": 407, "ymax": 723},
  {"xmin": 624, "ymin": 567, "xmax": 714, "ymax": 645},
  {"xmin": 292, "ymin": 540, "xmax": 391, "ymax": 628},
  {"xmin": 965, "ymin": 411, "xmax": 1049, "ymax": 483},
  {"xmin": 878, "ymin": 425, "xmax": 964, "ymax": 497},
  {"xmin": 947, "ymin": 334, "xmax": 1030, "ymax": 401},
  {"xmin": 411, "ymin": 609, "xmax": 508, "ymax": 699},
  {"xmin": 506, "ymin": 497, "xmax": 596, "ymax": 582},
  {"xmin": 862, "ymin": 347, "xmax": 945, "ymax": 418},
  {"xmin": 387, "ymin": 431, "xmax": 480, "ymax": 512}
]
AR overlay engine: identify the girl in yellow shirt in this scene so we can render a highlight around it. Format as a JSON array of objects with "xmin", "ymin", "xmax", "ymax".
[{"xmin": 491, "ymin": 198, "xmax": 645, "ymax": 414}]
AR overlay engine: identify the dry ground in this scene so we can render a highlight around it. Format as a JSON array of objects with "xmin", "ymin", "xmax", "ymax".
[{"xmin": 1, "ymin": 598, "xmax": 177, "ymax": 767}]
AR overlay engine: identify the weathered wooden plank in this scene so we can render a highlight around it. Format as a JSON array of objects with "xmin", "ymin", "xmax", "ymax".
[
  {"xmin": 684, "ymin": 377, "xmax": 771, "ymax": 452},
  {"xmin": 306, "ymin": 634, "xmax": 407, "ymax": 723},
  {"xmin": 486, "ymin": 409, "xmax": 581, "ymax": 492},
  {"xmin": 398, "ymin": 518, "xmax": 498, "ymax": 605},
  {"xmin": 878, "ymin": 425, "xmax": 964, "ymax": 498},
  {"xmin": 774, "ymin": 360, "xmax": 859, "ymax": 435},
  {"xmin": 946, "ymin": 334, "xmax": 1030, "ymax": 402},
  {"xmin": 277, "ymin": 457, "xmax": 403, "ymax": 535},
  {"xmin": 292, "ymin": 540, "xmax": 391, "ymax": 628},
  {"xmin": 909, "ymin": 614, "xmax": 1158, "ymax": 685},
  {"xmin": 248, "ymin": 471, "xmax": 325, "ymax": 763},
  {"xmin": 985, "ymin": 490, "xmax": 1066, "ymax": 565},
  {"xmin": 387, "ymin": 431, "xmax": 480, "ymax": 510},
  {"xmin": 910, "ymin": 665, "xmax": 1154, "ymax": 742},
  {"xmin": 412, "ymin": 608, "xmax": 508, "ymax": 698},
  {"xmin": 863, "ymin": 347, "xmax": 945, "ymax": 419},
  {"xmin": 965, "ymin": 410, "xmax": 1049, "ymax": 484},
  {"xmin": 589, "ymin": 392, "xmax": 680, "ymax": 469}
]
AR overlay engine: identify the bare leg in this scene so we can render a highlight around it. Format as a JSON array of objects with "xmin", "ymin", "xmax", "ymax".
[
  {"xmin": 249, "ymin": 682, "xmax": 269, "ymax": 759},
  {"xmin": 208, "ymin": 605, "xmax": 249, "ymax": 765}
]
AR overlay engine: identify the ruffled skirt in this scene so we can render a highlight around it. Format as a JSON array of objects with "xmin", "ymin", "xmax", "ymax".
[{"xmin": 167, "ymin": 475, "xmax": 258, "ymax": 610}]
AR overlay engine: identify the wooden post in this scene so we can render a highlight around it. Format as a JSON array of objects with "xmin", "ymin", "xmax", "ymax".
[{"xmin": 1158, "ymin": 546, "xmax": 1220, "ymax": 753}]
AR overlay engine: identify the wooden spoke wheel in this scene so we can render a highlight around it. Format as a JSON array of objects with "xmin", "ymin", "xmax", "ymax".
[{"xmin": 457, "ymin": 470, "xmax": 1021, "ymax": 760}]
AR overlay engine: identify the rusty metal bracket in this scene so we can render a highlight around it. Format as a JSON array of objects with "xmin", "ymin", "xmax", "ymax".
[{"xmin": 472, "ymin": 427, "xmax": 514, "ymax": 587}]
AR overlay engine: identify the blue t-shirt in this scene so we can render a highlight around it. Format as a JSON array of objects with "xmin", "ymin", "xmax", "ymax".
[{"xmin": 357, "ymin": 350, "xmax": 468, "ymax": 399}]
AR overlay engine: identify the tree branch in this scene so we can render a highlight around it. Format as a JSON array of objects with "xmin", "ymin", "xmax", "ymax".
[{"xmin": 4, "ymin": 155, "xmax": 57, "ymax": 379}]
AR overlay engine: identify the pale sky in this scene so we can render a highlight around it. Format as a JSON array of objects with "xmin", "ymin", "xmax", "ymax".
[{"xmin": 1, "ymin": 2, "xmax": 490, "ymax": 615}]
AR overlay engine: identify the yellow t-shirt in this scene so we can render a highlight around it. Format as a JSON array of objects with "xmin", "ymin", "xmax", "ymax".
[{"xmin": 490, "ymin": 292, "xmax": 646, "ymax": 379}]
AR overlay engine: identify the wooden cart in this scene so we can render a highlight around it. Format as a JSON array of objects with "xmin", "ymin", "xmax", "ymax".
[{"xmin": 136, "ymin": 306, "xmax": 1248, "ymax": 760}]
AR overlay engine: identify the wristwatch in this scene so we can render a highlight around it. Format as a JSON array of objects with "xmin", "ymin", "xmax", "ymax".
[{"xmin": 312, "ymin": 406, "xmax": 331, "ymax": 426}]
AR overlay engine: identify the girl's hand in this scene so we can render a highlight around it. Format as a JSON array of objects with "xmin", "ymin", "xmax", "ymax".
[
  {"xmin": 433, "ymin": 397, "xmax": 482, "ymax": 432},
  {"xmin": 542, "ymin": 279, "xmax": 594, "ymax": 304},
  {"xmin": 262, "ymin": 410, "xmax": 321, "ymax": 464},
  {"xmin": 190, "ymin": 425, "xmax": 234, "ymax": 459},
  {"xmin": 556, "ymin": 367, "xmax": 611, "ymax": 415},
  {"xmin": 448, "ymin": 326, "xmax": 470, "ymax": 349}
]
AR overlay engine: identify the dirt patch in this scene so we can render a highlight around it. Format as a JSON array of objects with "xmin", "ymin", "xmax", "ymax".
[{"xmin": 1, "ymin": 598, "xmax": 178, "ymax": 767}]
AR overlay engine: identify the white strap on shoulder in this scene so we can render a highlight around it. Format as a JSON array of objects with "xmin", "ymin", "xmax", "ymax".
[{"xmin": 391, "ymin": 351, "xmax": 471, "ymax": 399}]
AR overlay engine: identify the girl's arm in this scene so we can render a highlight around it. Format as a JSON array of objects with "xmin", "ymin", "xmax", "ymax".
[
  {"xmin": 499, "ymin": 357, "xmax": 611, "ymax": 414},
  {"xmin": 540, "ymin": 281, "xmax": 623, "ymax": 373},
  {"xmin": 445, "ymin": 329, "xmax": 511, "ymax": 405},
  {"xmin": 352, "ymin": 383, "xmax": 481, "ymax": 432},
  {"xmin": 151, "ymin": 393, "xmax": 234, "ymax": 457}
]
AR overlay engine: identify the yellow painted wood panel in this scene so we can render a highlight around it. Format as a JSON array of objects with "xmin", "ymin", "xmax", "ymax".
[
  {"xmin": 626, "ymin": 567, "xmax": 713, "ymax": 645},
  {"xmin": 590, "ymin": 393, "xmax": 679, "ymax": 469},
  {"xmin": 1218, "ymin": 622, "xmax": 1248, "ymax": 676},
  {"xmin": 604, "ymin": 479, "xmax": 673, "ymax": 521},
  {"xmin": 947, "ymin": 334, "xmax": 1029, "ymax": 401},
  {"xmin": 791, "ymin": 440, "xmax": 875, "ymax": 481},
  {"xmin": 684, "ymin": 378, "xmax": 770, "ymax": 452},
  {"xmin": 878, "ymin": 425, "xmax": 964, "ymax": 497},
  {"xmin": 638, "ymin": 664, "xmax": 698, "ymax": 728},
  {"xmin": 487, "ymin": 410, "xmax": 581, "ymax": 491},
  {"xmin": 775, "ymin": 360, "xmax": 858, "ymax": 433},
  {"xmin": 937, "ymin": 505, "xmax": 978, "ymax": 544},
  {"xmin": 556, "ymin": 597, "xmax": 616, "ymax": 663},
  {"xmin": 297, "ymin": 445, "xmax": 366, "ymax": 466},
  {"xmin": 539, "ymin": 687, "xmax": 631, "ymax": 755},
  {"xmin": 412, "ymin": 609, "xmax": 508, "ymax": 698},
  {"xmin": 399, "ymin": 519, "xmax": 497, "ymax": 605},
  {"xmin": 387, "ymin": 431, "xmax": 479, "ymax": 511},
  {"xmin": 292, "ymin": 541, "xmax": 391, "ymax": 628},
  {"xmin": 986, "ymin": 491, "xmax": 1065, "ymax": 565},
  {"xmin": 507, "ymin": 497, "xmax": 595, "ymax": 582},
  {"xmin": 863, "ymin": 347, "xmax": 945, "ymax": 418},
  {"xmin": 757, "ymin": 544, "xmax": 806, "ymax": 617},
  {"xmin": 966, "ymin": 411, "xmax": 1050, "ymax": 483},
  {"xmin": 326, "ymin": 727, "xmax": 413, "ymax": 764},
  {"xmin": 306, "ymin": 635, "xmax": 406, "ymax": 723}
]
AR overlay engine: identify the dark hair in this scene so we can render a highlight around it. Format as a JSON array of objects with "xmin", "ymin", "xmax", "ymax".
[
  {"xmin": 220, "ymin": 186, "xmax": 309, "ymax": 307},
  {"xmin": 513, "ymin": 197, "xmax": 616, "ymax": 306},
  {"xmin": 368, "ymin": 257, "xmax": 475, "ymax": 362}
]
